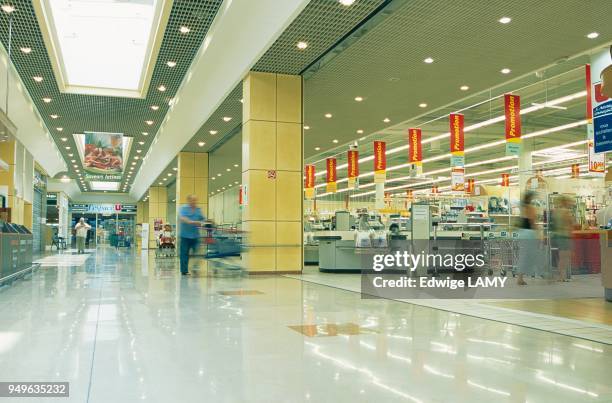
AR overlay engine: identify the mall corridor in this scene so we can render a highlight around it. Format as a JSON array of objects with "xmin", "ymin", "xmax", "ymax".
[{"xmin": 0, "ymin": 248, "xmax": 610, "ymax": 403}]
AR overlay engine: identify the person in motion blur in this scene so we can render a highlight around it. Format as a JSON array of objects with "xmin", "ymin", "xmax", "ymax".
[
  {"xmin": 550, "ymin": 195, "xmax": 574, "ymax": 282},
  {"xmin": 517, "ymin": 191, "xmax": 538, "ymax": 286},
  {"xmin": 178, "ymin": 194, "xmax": 205, "ymax": 275},
  {"xmin": 74, "ymin": 217, "xmax": 91, "ymax": 254}
]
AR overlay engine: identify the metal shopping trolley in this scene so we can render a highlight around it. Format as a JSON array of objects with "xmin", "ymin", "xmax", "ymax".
[
  {"xmin": 485, "ymin": 231, "xmax": 519, "ymax": 277},
  {"xmin": 202, "ymin": 225, "xmax": 244, "ymax": 276}
]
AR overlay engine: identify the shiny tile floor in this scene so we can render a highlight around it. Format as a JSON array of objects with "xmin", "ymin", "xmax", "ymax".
[{"xmin": 1, "ymin": 247, "xmax": 612, "ymax": 403}]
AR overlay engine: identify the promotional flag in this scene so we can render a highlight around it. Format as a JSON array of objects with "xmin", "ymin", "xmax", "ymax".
[
  {"xmin": 407, "ymin": 189, "xmax": 414, "ymax": 200},
  {"xmin": 571, "ymin": 164, "xmax": 580, "ymax": 179},
  {"xmin": 504, "ymin": 94, "xmax": 522, "ymax": 156},
  {"xmin": 84, "ymin": 132, "xmax": 123, "ymax": 181},
  {"xmin": 466, "ymin": 178, "xmax": 475, "ymax": 194},
  {"xmin": 326, "ymin": 158, "xmax": 337, "ymax": 193},
  {"xmin": 373, "ymin": 141, "xmax": 386, "ymax": 183},
  {"xmin": 304, "ymin": 165, "xmax": 316, "ymax": 199},
  {"xmin": 501, "ymin": 173, "xmax": 510, "ymax": 187},
  {"xmin": 347, "ymin": 150, "xmax": 359, "ymax": 189},
  {"xmin": 239, "ymin": 185, "xmax": 243, "ymax": 205},
  {"xmin": 431, "ymin": 185, "xmax": 439, "ymax": 194},
  {"xmin": 588, "ymin": 140, "xmax": 605, "ymax": 176},
  {"xmin": 449, "ymin": 114, "xmax": 465, "ymax": 165},
  {"xmin": 408, "ymin": 128, "xmax": 423, "ymax": 175}
]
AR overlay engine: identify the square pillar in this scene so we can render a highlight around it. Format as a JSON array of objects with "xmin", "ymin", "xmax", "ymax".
[
  {"xmin": 175, "ymin": 152, "xmax": 208, "ymax": 237},
  {"xmin": 241, "ymin": 71, "xmax": 303, "ymax": 274}
]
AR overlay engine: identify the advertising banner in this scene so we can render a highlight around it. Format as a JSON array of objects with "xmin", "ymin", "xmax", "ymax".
[
  {"xmin": 84, "ymin": 132, "xmax": 123, "ymax": 181},
  {"xmin": 504, "ymin": 94, "xmax": 522, "ymax": 156},
  {"xmin": 407, "ymin": 189, "xmax": 413, "ymax": 201},
  {"xmin": 408, "ymin": 128, "xmax": 423, "ymax": 175},
  {"xmin": 347, "ymin": 150, "xmax": 359, "ymax": 189},
  {"xmin": 466, "ymin": 178, "xmax": 475, "ymax": 194},
  {"xmin": 431, "ymin": 185, "xmax": 439, "ymax": 194},
  {"xmin": 451, "ymin": 167, "xmax": 465, "ymax": 192},
  {"xmin": 501, "ymin": 173, "xmax": 510, "ymax": 187},
  {"xmin": 326, "ymin": 158, "xmax": 337, "ymax": 193},
  {"xmin": 304, "ymin": 165, "xmax": 315, "ymax": 199},
  {"xmin": 588, "ymin": 140, "xmax": 605, "ymax": 176},
  {"xmin": 373, "ymin": 141, "xmax": 386, "ymax": 183},
  {"xmin": 571, "ymin": 164, "xmax": 580, "ymax": 179},
  {"xmin": 589, "ymin": 50, "xmax": 612, "ymax": 153},
  {"xmin": 449, "ymin": 114, "xmax": 465, "ymax": 167}
]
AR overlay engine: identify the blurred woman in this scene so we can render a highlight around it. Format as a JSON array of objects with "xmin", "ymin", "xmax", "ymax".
[
  {"xmin": 550, "ymin": 196, "xmax": 574, "ymax": 281},
  {"xmin": 517, "ymin": 191, "xmax": 538, "ymax": 286}
]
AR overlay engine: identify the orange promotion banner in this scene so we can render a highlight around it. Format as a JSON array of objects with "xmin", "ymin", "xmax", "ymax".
[
  {"xmin": 504, "ymin": 94, "xmax": 521, "ymax": 143},
  {"xmin": 406, "ymin": 189, "xmax": 414, "ymax": 200},
  {"xmin": 304, "ymin": 164, "xmax": 315, "ymax": 199},
  {"xmin": 373, "ymin": 141, "xmax": 386, "ymax": 183},
  {"xmin": 408, "ymin": 128, "xmax": 423, "ymax": 164},
  {"xmin": 449, "ymin": 114, "xmax": 465, "ymax": 156},
  {"xmin": 239, "ymin": 185, "xmax": 243, "ymax": 205},
  {"xmin": 326, "ymin": 158, "xmax": 337, "ymax": 193},
  {"xmin": 347, "ymin": 150, "xmax": 359, "ymax": 188},
  {"xmin": 585, "ymin": 64, "xmax": 593, "ymax": 123},
  {"xmin": 501, "ymin": 173, "xmax": 510, "ymax": 187},
  {"xmin": 466, "ymin": 179, "xmax": 475, "ymax": 194},
  {"xmin": 431, "ymin": 185, "xmax": 439, "ymax": 194},
  {"xmin": 571, "ymin": 164, "xmax": 580, "ymax": 179}
]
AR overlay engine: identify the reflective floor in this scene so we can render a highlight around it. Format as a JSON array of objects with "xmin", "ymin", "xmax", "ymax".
[{"xmin": 1, "ymin": 247, "xmax": 612, "ymax": 403}]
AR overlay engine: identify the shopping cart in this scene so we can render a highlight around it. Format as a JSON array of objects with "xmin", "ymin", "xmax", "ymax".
[
  {"xmin": 202, "ymin": 226, "xmax": 244, "ymax": 276},
  {"xmin": 485, "ymin": 231, "xmax": 519, "ymax": 277}
]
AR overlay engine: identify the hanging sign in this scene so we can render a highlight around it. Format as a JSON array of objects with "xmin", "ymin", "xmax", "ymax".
[
  {"xmin": 451, "ymin": 167, "xmax": 465, "ymax": 192},
  {"xmin": 84, "ymin": 132, "xmax": 124, "ymax": 181},
  {"xmin": 589, "ymin": 51, "xmax": 612, "ymax": 153},
  {"xmin": 571, "ymin": 164, "xmax": 580, "ymax": 179},
  {"xmin": 373, "ymin": 141, "xmax": 386, "ymax": 183},
  {"xmin": 326, "ymin": 158, "xmax": 337, "ymax": 193},
  {"xmin": 466, "ymin": 178, "xmax": 475, "ymax": 194},
  {"xmin": 501, "ymin": 173, "xmax": 510, "ymax": 187},
  {"xmin": 347, "ymin": 150, "xmax": 359, "ymax": 189},
  {"xmin": 408, "ymin": 128, "xmax": 423, "ymax": 175},
  {"xmin": 504, "ymin": 94, "xmax": 522, "ymax": 156},
  {"xmin": 304, "ymin": 165, "xmax": 316, "ymax": 199},
  {"xmin": 588, "ymin": 140, "xmax": 605, "ymax": 176},
  {"xmin": 449, "ymin": 114, "xmax": 465, "ymax": 167},
  {"xmin": 239, "ymin": 185, "xmax": 243, "ymax": 205},
  {"xmin": 431, "ymin": 185, "xmax": 439, "ymax": 194}
]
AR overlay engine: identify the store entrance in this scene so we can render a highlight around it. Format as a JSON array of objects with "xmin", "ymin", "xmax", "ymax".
[{"xmin": 70, "ymin": 213, "xmax": 135, "ymax": 249}]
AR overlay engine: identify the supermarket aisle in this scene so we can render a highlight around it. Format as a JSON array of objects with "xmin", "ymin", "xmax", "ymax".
[{"xmin": 0, "ymin": 248, "xmax": 611, "ymax": 402}]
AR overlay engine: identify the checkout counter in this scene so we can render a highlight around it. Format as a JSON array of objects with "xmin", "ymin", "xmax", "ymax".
[{"xmin": 0, "ymin": 221, "xmax": 34, "ymax": 282}]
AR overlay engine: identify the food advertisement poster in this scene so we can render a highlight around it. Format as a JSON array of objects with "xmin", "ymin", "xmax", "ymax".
[{"xmin": 84, "ymin": 132, "xmax": 123, "ymax": 181}]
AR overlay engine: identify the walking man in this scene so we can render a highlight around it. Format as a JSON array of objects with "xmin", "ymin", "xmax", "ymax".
[
  {"xmin": 74, "ymin": 217, "xmax": 91, "ymax": 254},
  {"xmin": 178, "ymin": 195, "xmax": 205, "ymax": 275}
]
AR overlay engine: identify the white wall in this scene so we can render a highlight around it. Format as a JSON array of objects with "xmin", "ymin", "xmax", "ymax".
[{"xmin": 209, "ymin": 187, "xmax": 240, "ymax": 225}]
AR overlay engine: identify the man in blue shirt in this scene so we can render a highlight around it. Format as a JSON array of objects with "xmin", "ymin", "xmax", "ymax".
[{"xmin": 178, "ymin": 194, "xmax": 205, "ymax": 275}]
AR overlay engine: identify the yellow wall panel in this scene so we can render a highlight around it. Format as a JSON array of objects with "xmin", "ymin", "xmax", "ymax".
[
  {"xmin": 242, "ymin": 247, "xmax": 276, "ymax": 272},
  {"xmin": 179, "ymin": 152, "xmax": 195, "ymax": 177},
  {"xmin": 23, "ymin": 202, "xmax": 33, "ymax": 229},
  {"xmin": 276, "ymin": 122, "xmax": 302, "ymax": 172},
  {"xmin": 276, "ymin": 74, "xmax": 302, "ymax": 124},
  {"xmin": 193, "ymin": 177, "xmax": 208, "ymax": 200},
  {"xmin": 276, "ymin": 247, "xmax": 302, "ymax": 272},
  {"xmin": 193, "ymin": 153, "xmax": 209, "ymax": 177},
  {"xmin": 276, "ymin": 221, "xmax": 301, "ymax": 245},
  {"xmin": 243, "ymin": 221, "xmax": 276, "ymax": 246},
  {"xmin": 244, "ymin": 170, "xmax": 276, "ymax": 221},
  {"xmin": 0, "ymin": 141, "xmax": 15, "ymax": 164},
  {"xmin": 243, "ymin": 120, "xmax": 276, "ymax": 171},
  {"xmin": 245, "ymin": 71, "xmax": 276, "ymax": 122},
  {"xmin": 276, "ymin": 170, "xmax": 302, "ymax": 222}
]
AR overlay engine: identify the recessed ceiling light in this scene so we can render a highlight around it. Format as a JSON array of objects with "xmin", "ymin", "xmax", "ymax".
[
  {"xmin": 70, "ymin": 159, "xmax": 75, "ymax": 163},
  {"xmin": 134, "ymin": 156, "xmax": 139, "ymax": 160},
  {"xmin": 158, "ymin": 182, "xmax": 163, "ymax": 185},
  {"xmin": 233, "ymin": 164, "xmax": 238, "ymax": 167},
  {"xmin": 217, "ymin": 173, "xmax": 221, "ymax": 177},
  {"xmin": 501, "ymin": 68, "xmax": 511, "ymax": 74},
  {"xmin": 33, "ymin": 76, "xmax": 43, "ymax": 82},
  {"xmin": 167, "ymin": 173, "xmax": 172, "ymax": 177},
  {"xmin": 356, "ymin": 129, "xmax": 364, "ymax": 134},
  {"xmin": 587, "ymin": 32, "xmax": 599, "ymax": 39},
  {"xmin": 460, "ymin": 85, "xmax": 470, "ymax": 91},
  {"xmin": 234, "ymin": 181, "xmax": 239, "ymax": 184},
  {"xmin": 75, "ymin": 170, "xmax": 79, "ymax": 173},
  {"xmin": 354, "ymin": 96, "xmax": 363, "ymax": 102},
  {"xmin": 132, "ymin": 162, "xmax": 136, "ymax": 166},
  {"xmin": 222, "ymin": 116, "xmax": 232, "ymax": 122},
  {"xmin": 198, "ymin": 141, "xmax": 205, "ymax": 147},
  {"xmin": 332, "ymin": 139, "xmax": 339, "ymax": 143},
  {"xmin": 211, "ymin": 177, "xmax": 215, "ymax": 180},
  {"xmin": 138, "ymin": 141, "xmax": 144, "ymax": 145},
  {"xmin": 65, "ymin": 146, "xmax": 70, "ymax": 150},
  {"xmin": 423, "ymin": 57, "xmax": 434, "ymax": 64},
  {"xmin": 136, "ymin": 149, "xmax": 142, "ymax": 153},
  {"xmin": 1, "ymin": 4, "xmax": 16, "ymax": 13},
  {"xmin": 339, "ymin": 0, "xmax": 356, "ymax": 5},
  {"xmin": 163, "ymin": 178, "xmax": 167, "ymax": 181},
  {"xmin": 56, "ymin": 127, "xmax": 63, "ymax": 131},
  {"xmin": 172, "ymin": 167, "xmax": 178, "ymax": 171},
  {"xmin": 324, "ymin": 113, "xmax": 332, "ymax": 118},
  {"xmin": 150, "ymin": 105, "xmax": 159, "ymax": 111},
  {"xmin": 498, "ymin": 17, "xmax": 511, "ymax": 24},
  {"xmin": 50, "ymin": 114, "xmax": 58, "ymax": 119},
  {"xmin": 61, "ymin": 138, "xmax": 68, "ymax": 142},
  {"xmin": 419, "ymin": 103, "xmax": 428, "ymax": 108},
  {"xmin": 239, "ymin": 98, "xmax": 244, "ymax": 103},
  {"xmin": 304, "ymin": 125, "xmax": 310, "ymax": 130},
  {"xmin": 179, "ymin": 26, "xmax": 190, "ymax": 34},
  {"xmin": 145, "ymin": 120, "xmax": 154, "ymax": 125},
  {"xmin": 296, "ymin": 41, "xmax": 308, "ymax": 50},
  {"xmin": 166, "ymin": 61, "xmax": 177, "ymax": 68},
  {"xmin": 73, "ymin": 164, "xmax": 78, "ymax": 168},
  {"xmin": 142, "ymin": 132, "xmax": 148, "ymax": 136},
  {"xmin": 383, "ymin": 117, "xmax": 390, "ymax": 123},
  {"xmin": 157, "ymin": 85, "xmax": 166, "ymax": 92},
  {"xmin": 20, "ymin": 47, "xmax": 31, "ymax": 54},
  {"xmin": 68, "ymin": 153, "xmax": 73, "ymax": 157},
  {"xmin": 226, "ymin": 168, "xmax": 231, "ymax": 172},
  {"xmin": 42, "ymin": 97, "xmax": 52, "ymax": 103},
  {"xmin": 315, "ymin": 147, "xmax": 320, "ymax": 151},
  {"xmin": 209, "ymin": 130, "xmax": 217, "ymax": 135}
]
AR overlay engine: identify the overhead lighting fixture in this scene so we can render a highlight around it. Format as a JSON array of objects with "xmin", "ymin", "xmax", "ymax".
[
  {"xmin": 419, "ymin": 103, "xmax": 428, "ymax": 108},
  {"xmin": 423, "ymin": 57, "xmax": 434, "ymax": 64},
  {"xmin": 239, "ymin": 98, "xmax": 244, "ymax": 103},
  {"xmin": 354, "ymin": 96, "xmax": 363, "ymax": 102},
  {"xmin": 531, "ymin": 102, "xmax": 568, "ymax": 110},
  {"xmin": 217, "ymin": 173, "xmax": 221, "ymax": 177},
  {"xmin": 179, "ymin": 26, "xmax": 190, "ymax": 34},
  {"xmin": 157, "ymin": 85, "xmax": 166, "ymax": 92},
  {"xmin": 498, "ymin": 17, "xmax": 511, "ymax": 24},
  {"xmin": 33, "ymin": 76, "xmax": 43, "ymax": 83},
  {"xmin": 233, "ymin": 164, "xmax": 239, "ymax": 167},
  {"xmin": 333, "ymin": 139, "xmax": 339, "ymax": 144},
  {"xmin": 20, "ymin": 47, "xmax": 31, "ymax": 54},
  {"xmin": 136, "ymin": 149, "xmax": 142, "ymax": 153},
  {"xmin": 145, "ymin": 120, "xmax": 154, "ymax": 125},
  {"xmin": 460, "ymin": 85, "xmax": 469, "ymax": 91},
  {"xmin": 166, "ymin": 61, "xmax": 176, "ymax": 68},
  {"xmin": 356, "ymin": 129, "xmax": 364, "ymax": 134},
  {"xmin": 138, "ymin": 141, "xmax": 144, "ymax": 145},
  {"xmin": 65, "ymin": 146, "xmax": 70, "ymax": 150},
  {"xmin": 68, "ymin": 153, "xmax": 73, "ymax": 157},
  {"xmin": 586, "ymin": 32, "xmax": 599, "ymax": 39},
  {"xmin": 70, "ymin": 159, "xmax": 75, "ymax": 162},
  {"xmin": 383, "ymin": 117, "xmax": 390, "ymax": 123},
  {"xmin": 150, "ymin": 105, "xmax": 159, "ymax": 111},
  {"xmin": 134, "ymin": 156, "xmax": 139, "ymax": 160},
  {"xmin": 42, "ymin": 97, "xmax": 52, "ymax": 103},
  {"xmin": 226, "ymin": 168, "xmax": 231, "ymax": 172},
  {"xmin": 315, "ymin": 147, "xmax": 321, "ymax": 151},
  {"xmin": 222, "ymin": 116, "xmax": 232, "ymax": 122},
  {"xmin": 324, "ymin": 113, "xmax": 332, "ymax": 118},
  {"xmin": 1, "ymin": 4, "xmax": 15, "ymax": 13},
  {"xmin": 167, "ymin": 173, "xmax": 172, "ymax": 177},
  {"xmin": 209, "ymin": 130, "xmax": 217, "ymax": 135},
  {"xmin": 304, "ymin": 125, "xmax": 310, "ymax": 130},
  {"xmin": 56, "ymin": 127, "xmax": 63, "ymax": 131},
  {"xmin": 198, "ymin": 141, "xmax": 205, "ymax": 147},
  {"xmin": 131, "ymin": 162, "xmax": 136, "ymax": 166},
  {"xmin": 50, "ymin": 114, "xmax": 58, "ymax": 119},
  {"xmin": 142, "ymin": 132, "xmax": 148, "ymax": 136},
  {"xmin": 172, "ymin": 167, "xmax": 177, "ymax": 171},
  {"xmin": 339, "ymin": 0, "xmax": 356, "ymax": 5},
  {"xmin": 501, "ymin": 68, "xmax": 511, "ymax": 74},
  {"xmin": 296, "ymin": 41, "xmax": 308, "ymax": 50},
  {"xmin": 163, "ymin": 178, "xmax": 167, "ymax": 181},
  {"xmin": 61, "ymin": 138, "xmax": 68, "ymax": 142}
]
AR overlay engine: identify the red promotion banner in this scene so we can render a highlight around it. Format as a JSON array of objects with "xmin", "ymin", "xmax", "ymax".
[
  {"xmin": 407, "ymin": 189, "xmax": 414, "ymax": 200},
  {"xmin": 373, "ymin": 141, "xmax": 386, "ymax": 183},
  {"xmin": 304, "ymin": 164, "xmax": 315, "ymax": 199},
  {"xmin": 504, "ymin": 94, "xmax": 522, "ymax": 143},
  {"xmin": 431, "ymin": 185, "xmax": 439, "ymax": 194},
  {"xmin": 449, "ymin": 114, "xmax": 465, "ymax": 156},
  {"xmin": 239, "ymin": 185, "xmax": 243, "ymax": 205},
  {"xmin": 347, "ymin": 150, "xmax": 359, "ymax": 188},
  {"xmin": 586, "ymin": 64, "xmax": 593, "ymax": 122},
  {"xmin": 466, "ymin": 178, "xmax": 475, "ymax": 194},
  {"xmin": 408, "ymin": 128, "xmax": 423, "ymax": 164},
  {"xmin": 571, "ymin": 164, "xmax": 580, "ymax": 179},
  {"xmin": 326, "ymin": 158, "xmax": 337, "ymax": 193},
  {"xmin": 501, "ymin": 173, "xmax": 510, "ymax": 187}
]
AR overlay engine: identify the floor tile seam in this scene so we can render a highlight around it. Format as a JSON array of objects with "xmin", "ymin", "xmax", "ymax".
[
  {"xmin": 85, "ymin": 269, "xmax": 105, "ymax": 403},
  {"xmin": 281, "ymin": 275, "xmax": 612, "ymax": 346}
]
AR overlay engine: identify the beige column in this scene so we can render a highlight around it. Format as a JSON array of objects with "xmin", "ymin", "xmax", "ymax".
[
  {"xmin": 0, "ymin": 140, "xmax": 21, "ymax": 224},
  {"xmin": 175, "ymin": 152, "xmax": 208, "ymax": 237},
  {"xmin": 241, "ymin": 71, "xmax": 303, "ymax": 273},
  {"xmin": 147, "ymin": 186, "xmax": 167, "ymax": 249}
]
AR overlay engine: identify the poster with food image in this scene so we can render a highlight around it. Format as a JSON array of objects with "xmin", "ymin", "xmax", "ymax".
[{"xmin": 83, "ymin": 132, "xmax": 123, "ymax": 181}]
